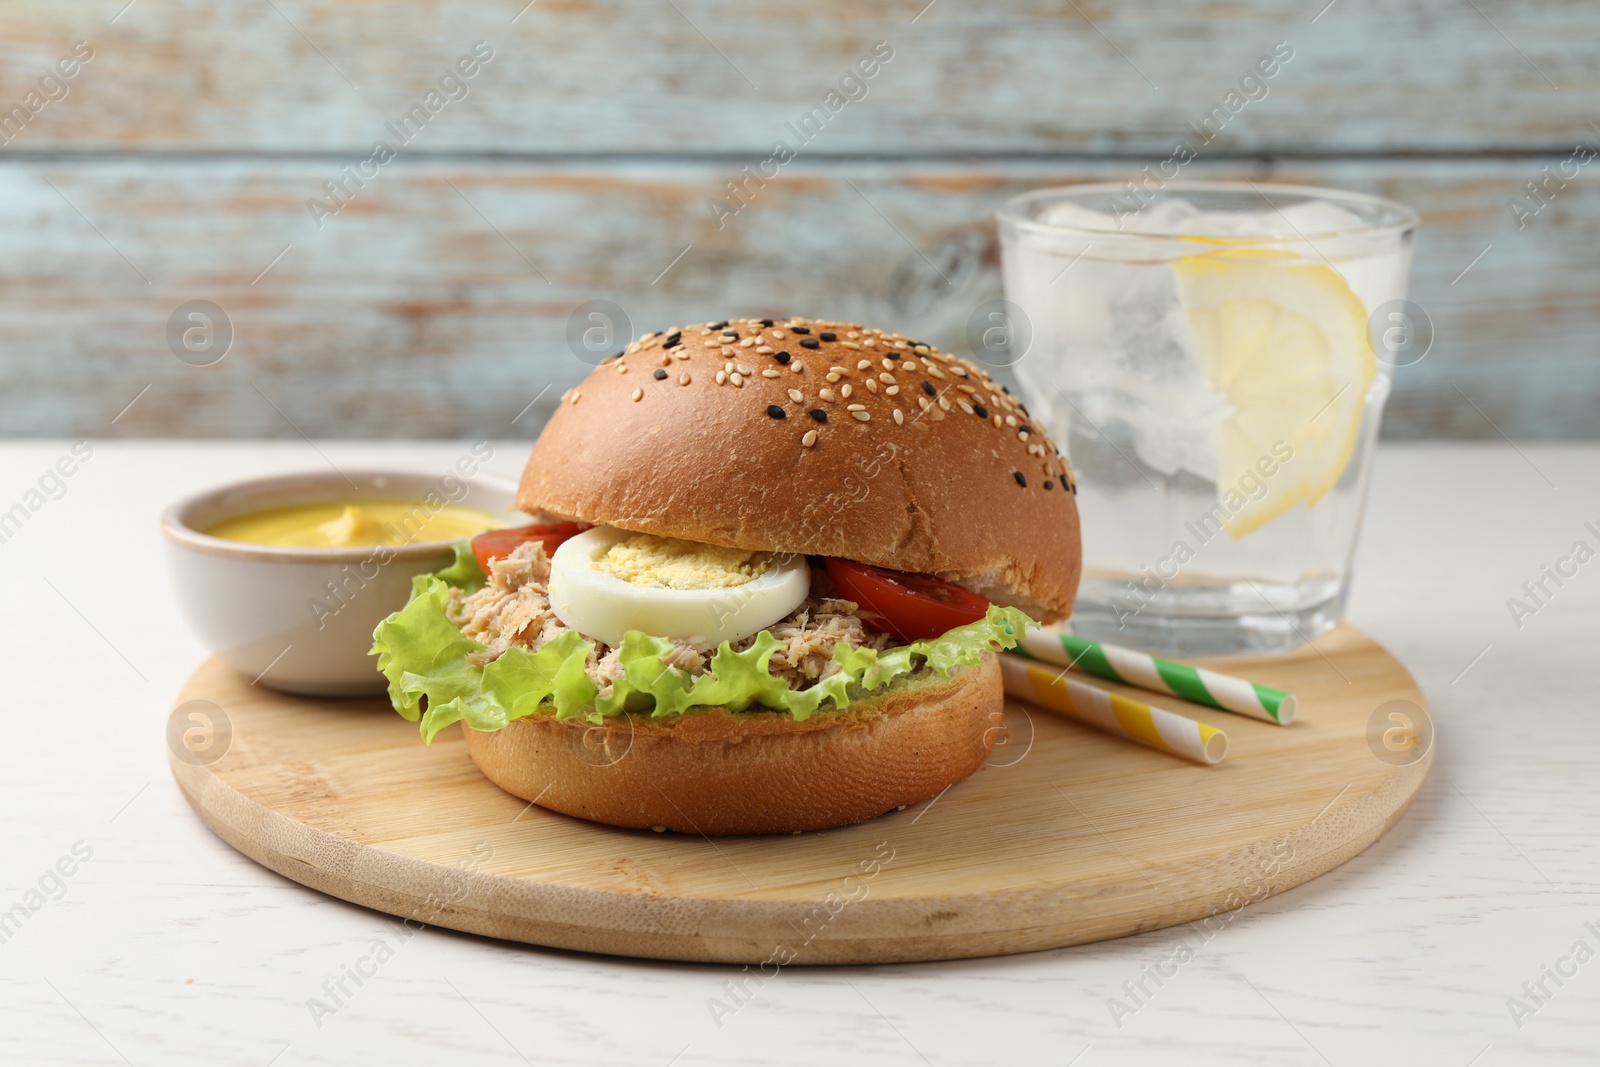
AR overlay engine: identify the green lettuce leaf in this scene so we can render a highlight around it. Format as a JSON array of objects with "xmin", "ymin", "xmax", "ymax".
[{"xmin": 371, "ymin": 548, "xmax": 1031, "ymax": 743}]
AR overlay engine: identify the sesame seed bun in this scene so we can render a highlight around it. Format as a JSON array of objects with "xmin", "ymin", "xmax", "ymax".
[
  {"xmin": 461, "ymin": 653, "xmax": 1002, "ymax": 835},
  {"xmin": 519, "ymin": 318, "xmax": 1082, "ymax": 622}
]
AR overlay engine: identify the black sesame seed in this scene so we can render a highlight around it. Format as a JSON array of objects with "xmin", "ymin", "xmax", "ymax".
[
  {"xmin": 1043, "ymin": 480, "xmax": 1054, "ymax": 491},
  {"xmin": 663, "ymin": 334, "xmax": 681, "ymax": 349},
  {"xmin": 800, "ymin": 338, "xmax": 820, "ymax": 349},
  {"xmin": 921, "ymin": 381, "xmax": 936, "ymax": 396},
  {"xmin": 709, "ymin": 320, "xmax": 728, "ymax": 330},
  {"xmin": 773, "ymin": 350, "xmax": 791, "ymax": 364},
  {"xmin": 819, "ymin": 331, "xmax": 837, "ymax": 342},
  {"xmin": 1001, "ymin": 384, "xmax": 1012, "ymax": 394},
  {"xmin": 722, "ymin": 331, "xmax": 739, "ymax": 340},
  {"xmin": 808, "ymin": 408, "xmax": 827, "ymax": 423},
  {"xmin": 760, "ymin": 318, "xmax": 774, "ymax": 327},
  {"xmin": 1013, "ymin": 471, "xmax": 1027, "ymax": 488},
  {"xmin": 790, "ymin": 326, "xmax": 811, "ymax": 334},
  {"xmin": 1020, "ymin": 424, "xmax": 1032, "ymax": 435},
  {"xmin": 766, "ymin": 404, "xmax": 786, "ymax": 419},
  {"xmin": 1069, "ymin": 482, "xmax": 1078, "ymax": 495},
  {"xmin": 972, "ymin": 404, "xmax": 988, "ymax": 419},
  {"xmin": 652, "ymin": 369, "xmax": 668, "ymax": 380},
  {"xmin": 1019, "ymin": 403, "xmax": 1031, "ymax": 417},
  {"xmin": 611, "ymin": 350, "xmax": 625, "ymax": 360}
]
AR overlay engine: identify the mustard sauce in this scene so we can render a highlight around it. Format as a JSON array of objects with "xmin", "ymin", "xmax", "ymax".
[{"xmin": 206, "ymin": 500, "xmax": 498, "ymax": 548}]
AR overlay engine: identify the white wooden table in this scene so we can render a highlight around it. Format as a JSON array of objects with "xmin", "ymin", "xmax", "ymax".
[{"xmin": 2, "ymin": 440, "xmax": 1595, "ymax": 1066}]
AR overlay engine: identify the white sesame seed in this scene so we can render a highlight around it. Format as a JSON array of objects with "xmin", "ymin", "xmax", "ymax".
[
  {"xmin": 938, "ymin": 396, "xmax": 951, "ymax": 411},
  {"xmin": 570, "ymin": 390, "xmax": 581, "ymax": 404},
  {"xmin": 740, "ymin": 338, "xmax": 754, "ymax": 348},
  {"xmin": 863, "ymin": 338, "xmax": 877, "ymax": 347},
  {"xmin": 993, "ymin": 414, "xmax": 1003, "ymax": 427},
  {"xmin": 660, "ymin": 354, "xmax": 672, "ymax": 367},
  {"xmin": 676, "ymin": 351, "xmax": 690, "ymax": 360},
  {"xmin": 737, "ymin": 364, "xmax": 752, "ymax": 376},
  {"xmin": 756, "ymin": 345, "xmax": 774, "ymax": 354},
  {"xmin": 919, "ymin": 397, "xmax": 932, "ymax": 411},
  {"xmin": 831, "ymin": 366, "xmax": 851, "ymax": 375},
  {"xmin": 762, "ymin": 368, "xmax": 781, "ymax": 378},
  {"xmin": 857, "ymin": 359, "xmax": 872, "ymax": 370},
  {"xmin": 951, "ymin": 364, "xmax": 968, "ymax": 376},
  {"xmin": 841, "ymin": 341, "xmax": 861, "ymax": 350},
  {"xmin": 802, "ymin": 429, "xmax": 818, "ymax": 447},
  {"xmin": 819, "ymin": 387, "xmax": 836, "ymax": 401},
  {"xmin": 892, "ymin": 408, "xmax": 904, "ymax": 425},
  {"xmin": 1018, "ymin": 429, "xmax": 1029, "ymax": 440},
  {"xmin": 788, "ymin": 388, "xmax": 804, "ymax": 402},
  {"xmin": 716, "ymin": 370, "xmax": 727, "ymax": 385},
  {"xmin": 722, "ymin": 346, "xmax": 735, "ymax": 357},
  {"xmin": 840, "ymin": 383, "xmax": 853, "ymax": 398},
  {"xmin": 878, "ymin": 372, "xmax": 895, "ymax": 384},
  {"xmin": 617, "ymin": 363, "xmax": 629, "ymax": 373},
  {"xmin": 864, "ymin": 378, "xmax": 879, "ymax": 392},
  {"xmin": 1006, "ymin": 414, "xmax": 1018, "ymax": 427},
  {"xmin": 852, "ymin": 410, "xmax": 871, "ymax": 422},
  {"xmin": 901, "ymin": 360, "xmax": 918, "ymax": 372},
  {"xmin": 882, "ymin": 358, "xmax": 895, "ymax": 370},
  {"xmin": 846, "ymin": 403, "xmax": 866, "ymax": 411},
  {"xmin": 772, "ymin": 330, "xmax": 786, "ymax": 339},
  {"xmin": 631, "ymin": 387, "xmax": 643, "ymax": 402},
  {"xmin": 730, "ymin": 373, "xmax": 743, "ymax": 386},
  {"xmin": 846, "ymin": 331, "xmax": 860, "ymax": 339},
  {"xmin": 680, "ymin": 372, "xmax": 691, "ymax": 385},
  {"xmin": 959, "ymin": 401, "xmax": 973, "ymax": 414},
  {"xmin": 825, "ymin": 372, "xmax": 840, "ymax": 384},
  {"xmin": 724, "ymin": 361, "xmax": 735, "ymax": 372},
  {"xmin": 958, "ymin": 383, "xmax": 977, "ymax": 394},
  {"xmin": 885, "ymin": 385, "xmax": 900, "ymax": 396},
  {"xmin": 928, "ymin": 366, "xmax": 946, "ymax": 379},
  {"xmin": 791, "ymin": 362, "xmax": 803, "ymax": 373}
]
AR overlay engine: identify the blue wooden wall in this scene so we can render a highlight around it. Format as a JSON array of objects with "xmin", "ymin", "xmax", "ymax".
[{"xmin": 0, "ymin": 0, "xmax": 1594, "ymax": 438}]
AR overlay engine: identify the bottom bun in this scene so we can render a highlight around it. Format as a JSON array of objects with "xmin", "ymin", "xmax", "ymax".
[{"xmin": 461, "ymin": 652, "xmax": 1002, "ymax": 835}]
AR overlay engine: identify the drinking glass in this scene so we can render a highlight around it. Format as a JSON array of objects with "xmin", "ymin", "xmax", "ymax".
[{"xmin": 997, "ymin": 181, "xmax": 1419, "ymax": 655}]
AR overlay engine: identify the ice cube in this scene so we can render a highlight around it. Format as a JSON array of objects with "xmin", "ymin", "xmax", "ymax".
[
  {"xmin": 1038, "ymin": 200, "xmax": 1117, "ymax": 231},
  {"xmin": 1272, "ymin": 199, "xmax": 1367, "ymax": 238},
  {"xmin": 1135, "ymin": 197, "xmax": 1202, "ymax": 234},
  {"xmin": 1013, "ymin": 247, "xmax": 1227, "ymax": 482}
]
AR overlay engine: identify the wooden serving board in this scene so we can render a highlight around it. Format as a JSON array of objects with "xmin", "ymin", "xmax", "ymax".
[{"xmin": 168, "ymin": 625, "xmax": 1432, "ymax": 965}]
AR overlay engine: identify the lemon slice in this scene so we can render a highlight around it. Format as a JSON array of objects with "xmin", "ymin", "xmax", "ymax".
[{"xmin": 1174, "ymin": 250, "xmax": 1376, "ymax": 537}]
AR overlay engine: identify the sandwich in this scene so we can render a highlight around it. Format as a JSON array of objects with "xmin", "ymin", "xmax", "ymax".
[{"xmin": 372, "ymin": 317, "xmax": 1080, "ymax": 834}]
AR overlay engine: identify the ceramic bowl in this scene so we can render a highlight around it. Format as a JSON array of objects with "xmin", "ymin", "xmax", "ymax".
[{"xmin": 162, "ymin": 468, "xmax": 521, "ymax": 696}]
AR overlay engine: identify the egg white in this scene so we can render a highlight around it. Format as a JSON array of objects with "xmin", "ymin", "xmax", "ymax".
[{"xmin": 546, "ymin": 526, "xmax": 811, "ymax": 648}]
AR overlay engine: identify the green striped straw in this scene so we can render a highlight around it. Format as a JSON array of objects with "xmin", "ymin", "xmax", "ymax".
[{"xmin": 1015, "ymin": 628, "xmax": 1296, "ymax": 725}]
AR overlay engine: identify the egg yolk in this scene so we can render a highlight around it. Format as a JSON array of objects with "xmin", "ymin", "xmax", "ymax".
[{"xmin": 595, "ymin": 533, "xmax": 772, "ymax": 590}]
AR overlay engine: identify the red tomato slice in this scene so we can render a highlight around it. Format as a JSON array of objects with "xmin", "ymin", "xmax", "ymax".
[
  {"xmin": 470, "ymin": 522, "xmax": 589, "ymax": 572},
  {"xmin": 823, "ymin": 558, "xmax": 990, "ymax": 643}
]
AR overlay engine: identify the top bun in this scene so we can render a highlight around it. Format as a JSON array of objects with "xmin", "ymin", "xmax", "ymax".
[{"xmin": 517, "ymin": 317, "xmax": 1081, "ymax": 622}]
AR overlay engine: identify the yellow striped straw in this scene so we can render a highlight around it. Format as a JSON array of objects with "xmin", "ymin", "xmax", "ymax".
[{"xmin": 999, "ymin": 653, "xmax": 1228, "ymax": 766}]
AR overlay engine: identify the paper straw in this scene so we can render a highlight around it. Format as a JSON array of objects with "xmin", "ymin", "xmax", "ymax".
[
  {"xmin": 1015, "ymin": 628, "xmax": 1296, "ymax": 725},
  {"xmin": 999, "ymin": 653, "xmax": 1227, "ymax": 766}
]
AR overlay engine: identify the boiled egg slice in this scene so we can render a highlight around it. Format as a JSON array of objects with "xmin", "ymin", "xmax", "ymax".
[{"xmin": 547, "ymin": 526, "xmax": 811, "ymax": 648}]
